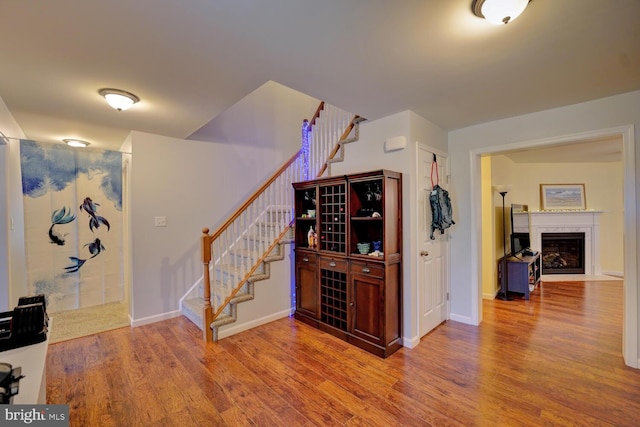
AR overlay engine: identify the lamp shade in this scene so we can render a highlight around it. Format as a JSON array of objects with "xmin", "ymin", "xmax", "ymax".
[
  {"xmin": 492, "ymin": 184, "xmax": 512, "ymax": 194},
  {"xmin": 473, "ymin": 0, "xmax": 529, "ymax": 25},
  {"xmin": 99, "ymin": 88, "xmax": 140, "ymax": 111}
]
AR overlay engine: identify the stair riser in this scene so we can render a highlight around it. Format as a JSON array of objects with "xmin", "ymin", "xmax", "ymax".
[{"xmin": 226, "ymin": 242, "xmax": 282, "ymax": 263}]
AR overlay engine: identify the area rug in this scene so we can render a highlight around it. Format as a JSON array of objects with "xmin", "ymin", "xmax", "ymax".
[{"xmin": 49, "ymin": 301, "xmax": 130, "ymax": 344}]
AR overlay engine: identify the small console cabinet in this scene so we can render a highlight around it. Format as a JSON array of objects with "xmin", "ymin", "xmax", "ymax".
[
  {"xmin": 498, "ymin": 253, "xmax": 541, "ymax": 300},
  {"xmin": 292, "ymin": 170, "xmax": 402, "ymax": 358}
]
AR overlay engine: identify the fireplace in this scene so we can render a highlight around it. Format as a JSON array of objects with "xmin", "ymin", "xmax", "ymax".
[
  {"xmin": 541, "ymin": 232, "xmax": 585, "ymax": 274},
  {"xmin": 526, "ymin": 210, "xmax": 602, "ymax": 276}
]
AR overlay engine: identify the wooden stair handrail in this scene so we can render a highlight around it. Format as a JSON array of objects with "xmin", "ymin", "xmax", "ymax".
[
  {"xmin": 309, "ymin": 101, "xmax": 325, "ymax": 127},
  {"xmin": 208, "ymin": 101, "xmax": 326, "ymax": 243},
  {"xmin": 208, "ymin": 150, "xmax": 302, "ymax": 243},
  {"xmin": 211, "ymin": 225, "xmax": 293, "ymax": 320},
  {"xmin": 316, "ymin": 116, "xmax": 359, "ymax": 178}
]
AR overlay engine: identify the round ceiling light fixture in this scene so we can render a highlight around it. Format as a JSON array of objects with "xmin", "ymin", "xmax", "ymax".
[
  {"xmin": 472, "ymin": 0, "xmax": 530, "ymax": 25},
  {"xmin": 63, "ymin": 139, "xmax": 90, "ymax": 148},
  {"xmin": 99, "ymin": 88, "xmax": 140, "ymax": 111}
]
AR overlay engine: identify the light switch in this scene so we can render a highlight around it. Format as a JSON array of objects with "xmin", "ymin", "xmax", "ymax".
[{"xmin": 154, "ymin": 216, "xmax": 167, "ymax": 227}]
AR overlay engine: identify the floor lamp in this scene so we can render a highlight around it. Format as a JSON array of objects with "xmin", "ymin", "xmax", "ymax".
[{"xmin": 493, "ymin": 185, "xmax": 513, "ymax": 301}]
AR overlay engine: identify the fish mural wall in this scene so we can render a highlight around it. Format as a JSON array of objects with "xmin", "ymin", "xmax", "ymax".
[{"xmin": 20, "ymin": 140, "xmax": 123, "ymax": 313}]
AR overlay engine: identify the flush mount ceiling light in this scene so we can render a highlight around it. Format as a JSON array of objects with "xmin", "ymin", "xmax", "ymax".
[
  {"xmin": 63, "ymin": 139, "xmax": 90, "ymax": 148},
  {"xmin": 472, "ymin": 0, "xmax": 530, "ymax": 25},
  {"xmin": 98, "ymin": 88, "xmax": 140, "ymax": 111}
]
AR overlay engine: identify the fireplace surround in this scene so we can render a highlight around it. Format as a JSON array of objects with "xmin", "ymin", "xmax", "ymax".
[{"xmin": 513, "ymin": 210, "xmax": 602, "ymax": 275}]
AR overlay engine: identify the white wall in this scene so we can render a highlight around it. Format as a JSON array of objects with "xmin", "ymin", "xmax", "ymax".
[
  {"xmin": 0, "ymin": 97, "xmax": 27, "ymax": 310},
  {"xmin": 448, "ymin": 90, "xmax": 640, "ymax": 367},
  {"xmin": 217, "ymin": 245, "xmax": 295, "ymax": 339},
  {"xmin": 128, "ymin": 131, "xmax": 299, "ymax": 323},
  {"xmin": 331, "ymin": 110, "xmax": 448, "ymax": 345},
  {"xmin": 188, "ymin": 80, "xmax": 320, "ymax": 147}
]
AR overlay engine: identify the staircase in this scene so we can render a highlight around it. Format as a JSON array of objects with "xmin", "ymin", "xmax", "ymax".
[{"xmin": 180, "ymin": 102, "xmax": 362, "ymax": 341}]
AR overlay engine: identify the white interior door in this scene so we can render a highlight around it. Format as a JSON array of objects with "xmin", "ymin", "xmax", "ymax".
[{"xmin": 418, "ymin": 146, "xmax": 450, "ymax": 337}]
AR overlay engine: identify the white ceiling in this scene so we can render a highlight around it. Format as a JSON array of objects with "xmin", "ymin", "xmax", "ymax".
[
  {"xmin": 1, "ymin": 0, "xmax": 639, "ymax": 153},
  {"xmin": 502, "ymin": 135, "xmax": 623, "ymax": 163}
]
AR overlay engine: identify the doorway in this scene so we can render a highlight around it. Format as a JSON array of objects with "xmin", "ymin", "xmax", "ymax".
[{"xmin": 474, "ymin": 125, "xmax": 637, "ymax": 367}]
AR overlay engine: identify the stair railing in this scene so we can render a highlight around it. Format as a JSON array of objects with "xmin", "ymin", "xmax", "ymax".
[{"xmin": 200, "ymin": 102, "xmax": 358, "ymax": 341}]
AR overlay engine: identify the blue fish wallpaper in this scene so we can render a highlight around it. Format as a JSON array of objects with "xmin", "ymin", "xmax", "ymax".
[{"xmin": 20, "ymin": 140, "xmax": 123, "ymax": 312}]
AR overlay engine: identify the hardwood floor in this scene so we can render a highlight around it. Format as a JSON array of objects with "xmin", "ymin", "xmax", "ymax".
[{"xmin": 46, "ymin": 280, "xmax": 640, "ymax": 426}]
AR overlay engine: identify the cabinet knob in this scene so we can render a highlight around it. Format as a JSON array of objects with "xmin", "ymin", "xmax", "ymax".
[
  {"xmin": 329, "ymin": 261, "xmax": 336, "ymax": 267},
  {"xmin": 303, "ymin": 257, "xmax": 309, "ymax": 262},
  {"xmin": 350, "ymin": 302, "xmax": 354, "ymax": 307},
  {"xmin": 362, "ymin": 267, "xmax": 370, "ymax": 273},
  {"xmin": 420, "ymin": 250, "xmax": 429, "ymax": 256}
]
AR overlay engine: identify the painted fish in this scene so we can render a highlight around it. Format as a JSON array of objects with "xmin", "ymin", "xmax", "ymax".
[
  {"xmin": 79, "ymin": 197, "xmax": 110, "ymax": 232},
  {"xmin": 64, "ymin": 257, "xmax": 86, "ymax": 273},
  {"xmin": 85, "ymin": 238, "xmax": 105, "ymax": 259},
  {"xmin": 48, "ymin": 206, "xmax": 76, "ymax": 246}
]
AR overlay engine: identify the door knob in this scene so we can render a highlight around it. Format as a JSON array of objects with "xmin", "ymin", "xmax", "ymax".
[{"xmin": 420, "ymin": 250, "xmax": 429, "ymax": 256}]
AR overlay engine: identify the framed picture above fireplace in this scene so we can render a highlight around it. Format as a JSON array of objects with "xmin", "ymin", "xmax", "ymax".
[{"xmin": 540, "ymin": 184, "xmax": 586, "ymax": 211}]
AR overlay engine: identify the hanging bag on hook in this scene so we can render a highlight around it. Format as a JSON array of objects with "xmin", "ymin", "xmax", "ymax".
[{"xmin": 429, "ymin": 155, "xmax": 454, "ymax": 240}]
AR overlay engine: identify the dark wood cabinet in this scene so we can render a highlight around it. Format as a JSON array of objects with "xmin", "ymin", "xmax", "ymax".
[{"xmin": 293, "ymin": 170, "xmax": 402, "ymax": 358}]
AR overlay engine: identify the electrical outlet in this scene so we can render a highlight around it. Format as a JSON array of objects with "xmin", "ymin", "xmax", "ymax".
[{"xmin": 154, "ymin": 216, "xmax": 167, "ymax": 227}]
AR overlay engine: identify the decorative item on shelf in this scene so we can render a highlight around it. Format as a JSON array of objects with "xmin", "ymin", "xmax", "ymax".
[
  {"xmin": 374, "ymin": 184, "xmax": 382, "ymax": 201},
  {"xmin": 307, "ymin": 209, "xmax": 316, "ymax": 218},
  {"xmin": 357, "ymin": 208, "xmax": 375, "ymax": 217},
  {"xmin": 307, "ymin": 226, "xmax": 317, "ymax": 249},
  {"xmin": 372, "ymin": 212, "xmax": 381, "ymax": 218},
  {"xmin": 372, "ymin": 240, "xmax": 382, "ymax": 252},
  {"xmin": 304, "ymin": 191, "xmax": 316, "ymax": 206},
  {"xmin": 365, "ymin": 184, "xmax": 374, "ymax": 203},
  {"xmin": 356, "ymin": 242, "xmax": 370, "ymax": 254}
]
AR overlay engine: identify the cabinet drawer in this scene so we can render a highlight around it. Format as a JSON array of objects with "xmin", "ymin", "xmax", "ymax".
[
  {"xmin": 350, "ymin": 260, "xmax": 384, "ymax": 279},
  {"xmin": 296, "ymin": 252, "xmax": 317, "ymax": 266},
  {"xmin": 319, "ymin": 257, "xmax": 348, "ymax": 272}
]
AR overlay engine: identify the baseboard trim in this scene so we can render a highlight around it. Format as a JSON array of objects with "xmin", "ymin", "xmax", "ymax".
[
  {"xmin": 131, "ymin": 309, "xmax": 182, "ymax": 327},
  {"xmin": 602, "ymin": 270, "xmax": 624, "ymax": 278},
  {"xmin": 402, "ymin": 335, "xmax": 420, "ymax": 349},
  {"xmin": 482, "ymin": 289, "xmax": 499, "ymax": 299},
  {"xmin": 449, "ymin": 313, "xmax": 476, "ymax": 325},
  {"xmin": 217, "ymin": 308, "xmax": 294, "ymax": 340}
]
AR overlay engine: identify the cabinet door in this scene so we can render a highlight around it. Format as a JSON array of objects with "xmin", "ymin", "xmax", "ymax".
[
  {"xmin": 350, "ymin": 265, "xmax": 384, "ymax": 346},
  {"xmin": 295, "ymin": 252, "xmax": 318, "ymax": 319}
]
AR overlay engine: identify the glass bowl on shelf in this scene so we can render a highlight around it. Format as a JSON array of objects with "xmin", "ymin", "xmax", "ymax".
[{"xmin": 356, "ymin": 242, "xmax": 370, "ymax": 254}]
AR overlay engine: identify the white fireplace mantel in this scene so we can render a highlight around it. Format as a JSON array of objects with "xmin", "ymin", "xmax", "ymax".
[{"xmin": 513, "ymin": 210, "xmax": 603, "ymax": 275}]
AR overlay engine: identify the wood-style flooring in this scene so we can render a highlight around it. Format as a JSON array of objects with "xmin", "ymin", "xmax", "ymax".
[{"xmin": 46, "ymin": 280, "xmax": 640, "ymax": 426}]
